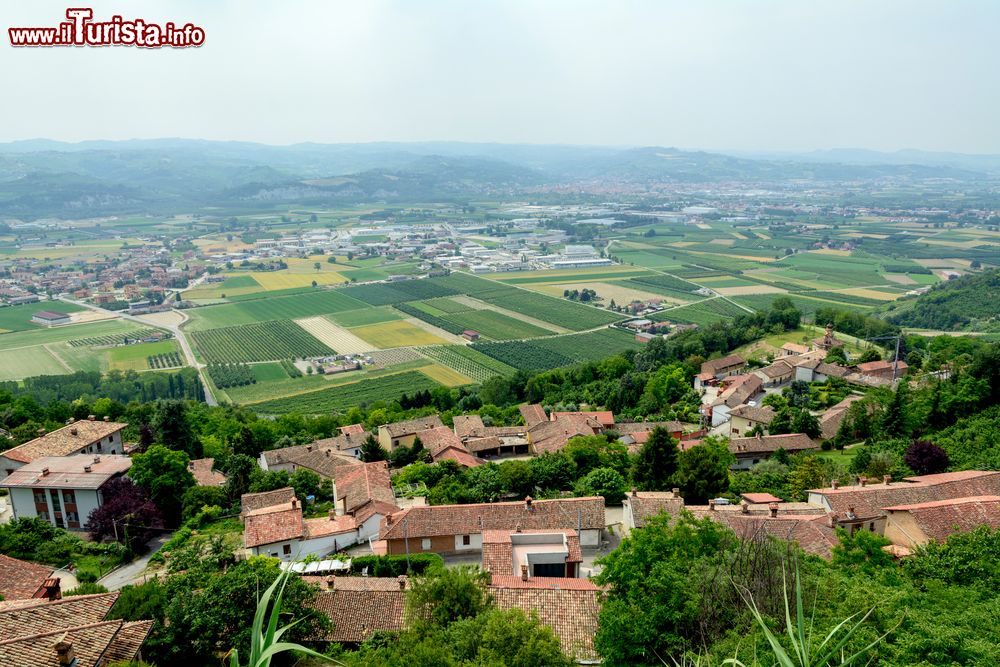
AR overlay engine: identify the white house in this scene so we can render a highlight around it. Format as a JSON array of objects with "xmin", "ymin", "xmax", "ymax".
[{"xmin": 0, "ymin": 417, "xmax": 126, "ymax": 482}]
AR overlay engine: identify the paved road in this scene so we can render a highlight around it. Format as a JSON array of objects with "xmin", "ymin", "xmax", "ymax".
[{"xmin": 98, "ymin": 532, "xmax": 172, "ymax": 590}]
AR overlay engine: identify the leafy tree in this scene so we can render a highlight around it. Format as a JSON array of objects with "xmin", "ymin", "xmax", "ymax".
[
  {"xmin": 444, "ymin": 608, "xmax": 572, "ymax": 667},
  {"xmin": 84, "ymin": 477, "xmax": 162, "ymax": 554},
  {"xmin": 564, "ymin": 435, "xmax": 630, "ymax": 478},
  {"xmin": 904, "ymin": 440, "xmax": 950, "ymax": 475},
  {"xmin": 129, "ymin": 445, "xmax": 195, "ymax": 526},
  {"xmin": 824, "ymin": 346, "xmax": 848, "ymax": 364},
  {"xmin": 831, "ymin": 528, "xmax": 895, "ymax": 575},
  {"xmin": 529, "ymin": 453, "xmax": 576, "ymax": 492},
  {"xmin": 671, "ymin": 437, "xmax": 733, "ymax": 504},
  {"xmin": 290, "ymin": 467, "xmax": 325, "ymax": 502},
  {"xmin": 879, "ymin": 383, "xmax": 910, "ymax": 438},
  {"xmin": 224, "ymin": 454, "xmax": 257, "ymax": 500},
  {"xmin": 406, "ymin": 566, "xmax": 490, "ymax": 629},
  {"xmin": 787, "ymin": 456, "xmax": 825, "ymax": 501},
  {"xmin": 248, "ymin": 468, "xmax": 291, "ymax": 494},
  {"xmin": 575, "ymin": 467, "xmax": 628, "ymax": 505},
  {"xmin": 360, "ymin": 433, "xmax": 388, "ymax": 462},
  {"xmin": 498, "ymin": 459, "xmax": 534, "ymax": 498},
  {"xmin": 152, "ymin": 400, "xmax": 201, "ymax": 458},
  {"xmin": 181, "ymin": 485, "xmax": 229, "ymax": 522},
  {"xmin": 858, "ymin": 348, "xmax": 882, "ymax": 363},
  {"xmin": 633, "ymin": 426, "xmax": 679, "ymax": 491}
]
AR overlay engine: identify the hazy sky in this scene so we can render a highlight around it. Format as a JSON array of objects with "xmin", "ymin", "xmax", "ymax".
[{"xmin": 2, "ymin": 1, "xmax": 997, "ymax": 152}]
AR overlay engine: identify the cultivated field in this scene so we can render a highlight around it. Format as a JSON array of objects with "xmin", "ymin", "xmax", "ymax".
[
  {"xmin": 295, "ymin": 316, "xmax": 374, "ymax": 354},
  {"xmin": 191, "ymin": 320, "xmax": 335, "ymax": 363},
  {"xmin": 351, "ymin": 320, "xmax": 450, "ymax": 348}
]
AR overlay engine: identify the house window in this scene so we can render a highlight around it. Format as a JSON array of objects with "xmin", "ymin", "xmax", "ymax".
[
  {"xmin": 33, "ymin": 490, "xmax": 46, "ymax": 505},
  {"xmin": 869, "ymin": 522, "xmax": 875, "ymax": 532},
  {"xmin": 462, "ymin": 535, "xmax": 471, "ymax": 546},
  {"xmin": 63, "ymin": 490, "xmax": 76, "ymax": 505},
  {"xmin": 421, "ymin": 538, "xmax": 431, "ymax": 550},
  {"xmin": 283, "ymin": 544, "xmax": 291, "ymax": 555},
  {"xmin": 97, "ymin": 442, "xmax": 103, "ymax": 453}
]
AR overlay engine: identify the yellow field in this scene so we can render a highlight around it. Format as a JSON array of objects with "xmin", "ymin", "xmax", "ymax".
[
  {"xmin": 419, "ymin": 363, "xmax": 473, "ymax": 387},
  {"xmin": 668, "ymin": 241, "xmax": 697, "ymax": 247},
  {"xmin": 531, "ymin": 281, "xmax": 673, "ymax": 305},
  {"xmin": 715, "ymin": 285, "xmax": 786, "ymax": 296},
  {"xmin": 351, "ymin": 320, "xmax": 449, "ymax": 348},
  {"xmin": 194, "ymin": 238, "xmax": 254, "ymax": 252},
  {"xmin": 882, "ymin": 273, "xmax": 917, "ymax": 285},
  {"xmin": 836, "ymin": 288, "xmax": 899, "ymax": 301},
  {"xmin": 813, "ymin": 249, "xmax": 852, "ymax": 256},
  {"xmin": 295, "ymin": 317, "xmax": 373, "ymax": 354},
  {"xmin": 252, "ymin": 272, "xmax": 348, "ymax": 290},
  {"xmin": 488, "ymin": 266, "xmax": 647, "ymax": 282},
  {"xmin": 709, "ymin": 238, "xmax": 735, "ymax": 246}
]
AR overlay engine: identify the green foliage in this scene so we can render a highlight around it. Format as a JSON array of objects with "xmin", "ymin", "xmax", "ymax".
[
  {"xmin": 887, "ymin": 269, "xmax": 1000, "ymax": 331},
  {"xmin": 181, "ymin": 485, "xmax": 230, "ymax": 522},
  {"xmin": 349, "ymin": 554, "xmax": 444, "ymax": 577},
  {"xmin": 191, "ymin": 320, "xmax": 335, "ymax": 364},
  {"xmin": 208, "ymin": 363, "xmax": 257, "ymax": 388},
  {"xmin": 65, "ymin": 582, "xmax": 110, "ymax": 596},
  {"xmin": 672, "ymin": 437, "xmax": 734, "ymax": 504},
  {"xmin": 575, "ymin": 466, "xmax": 628, "ymax": 504},
  {"xmin": 633, "ymin": 426, "xmax": 679, "ymax": 491},
  {"xmin": 405, "ymin": 565, "xmax": 491, "ymax": 629},
  {"xmin": 130, "ymin": 444, "xmax": 196, "ymax": 526}
]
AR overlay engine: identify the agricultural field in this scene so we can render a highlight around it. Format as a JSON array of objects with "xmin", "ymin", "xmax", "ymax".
[
  {"xmin": 528, "ymin": 327, "xmax": 647, "ymax": 363},
  {"xmin": 184, "ymin": 289, "xmax": 368, "ymax": 330},
  {"xmin": 0, "ymin": 301, "xmax": 85, "ymax": 333},
  {"xmin": 108, "ymin": 341, "xmax": 180, "ymax": 371},
  {"xmin": 0, "ymin": 346, "xmax": 68, "ymax": 381},
  {"xmin": 328, "ymin": 306, "xmax": 401, "ymax": 328},
  {"xmin": 250, "ymin": 370, "xmax": 442, "ymax": 414},
  {"xmin": 417, "ymin": 345, "xmax": 517, "ymax": 382},
  {"xmin": 183, "ymin": 275, "xmax": 263, "ymax": 300},
  {"xmin": 342, "ymin": 279, "xmax": 461, "ymax": 306},
  {"xmin": 402, "ymin": 300, "xmax": 551, "ymax": 340},
  {"xmin": 471, "ymin": 340, "xmax": 573, "ymax": 372},
  {"xmin": 650, "ymin": 298, "xmax": 750, "ymax": 326},
  {"xmin": 350, "ymin": 320, "xmax": 449, "ymax": 348},
  {"xmin": 191, "ymin": 320, "xmax": 334, "ymax": 363},
  {"xmin": 295, "ymin": 316, "xmax": 374, "ymax": 354}
]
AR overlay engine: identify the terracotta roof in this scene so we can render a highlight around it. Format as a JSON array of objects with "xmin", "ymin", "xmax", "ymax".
[
  {"xmin": 0, "ymin": 620, "xmax": 126, "ymax": 667},
  {"xmin": 819, "ymin": 394, "xmax": 865, "ymax": 440},
  {"xmin": 381, "ymin": 497, "xmax": 605, "ymax": 540},
  {"xmin": 856, "ymin": 360, "xmax": 908, "ymax": 374},
  {"xmin": 0, "ymin": 455, "xmax": 131, "ymax": 490},
  {"xmin": 482, "ymin": 425, "xmax": 529, "ymax": 438},
  {"xmin": 528, "ymin": 415, "xmax": 601, "ymax": 455},
  {"xmin": 101, "ymin": 619, "xmax": 154, "ymax": 664},
  {"xmin": 713, "ymin": 374, "xmax": 763, "ymax": 408},
  {"xmin": 701, "ymin": 354, "xmax": 745, "ymax": 375},
  {"xmin": 241, "ymin": 486, "xmax": 295, "ymax": 514},
  {"xmin": 434, "ymin": 446, "xmax": 484, "ymax": 468},
  {"xmin": 415, "ymin": 425, "xmax": 465, "ymax": 457},
  {"xmin": 0, "ymin": 419, "xmax": 126, "ymax": 464},
  {"xmin": 465, "ymin": 436, "xmax": 504, "ymax": 453},
  {"xmin": 0, "ymin": 592, "xmax": 118, "ymax": 639},
  {"xmin": 519, "ymin": 404, "xmax": 548, "ymax": 428},
  {"xmin": 624, "ymin": 491, "xmax": 685, "ymax": 528},
  {"xmin": 885, "ymin": 496, "xmax": 1000, "ymax": 543},
  {"xmin": 729, "ymin": 404, "xmax": 776, "ymax": 425},
  {"xmin": 312, "ymin": 431, "xmax": 367, "ymax": 453},
  {"xmin": 0, "ymin": 555, "xmax": 54, "ymax": 601},
  {"xmin": 816, "ymin": 362, "xmax": 852, "ymax": 378},
  {"xmin": 303, "ymin": 514, "xmax": 358, "ymax": 539},
  {"xmin": 310, "ymin": 584, "xmax": 407, "ymax": 643},
  {"xmin": 339, "ymin": 423, "xmax": 366, "ymax": 436},
  {"xmin": 490, "ymin": 578, "xmax": 601, "ymax": 660},
  {"xmin": 552, "ymin": 411, "xmax": 615, "ymax": 428},
  {"xmin": 481, "ymin": 529, "xmax": 582, "ymax": 576},
  {"xmin": 809, "ymin": 471, "xmax": 1000, "ymax": 518},
  {"xmin": 243, "ymin": 502, "xmax": 304, "ymax": 548},
  {"xmin": 755, "ymin": 360, "xmax": 796, "ymax": 379},
  {"xmin": 614, "ymin": 420, "xmax": 684, "ymax": 434},
  {"xmin": 782, "ymin": 343, "xmax": 810, "ymax": 354},
  {"xmin": 302, "ymin": 575, "xmax": 409, "ymax": 591},
  {"xmin": 730, "ymin": 433, "xmax": 818, "ymax": 456},
  {"xmin": 188, "ymin": 458, "xmax": 226, "ymax": 487},
  {"xmin": 700, "ymin": 513, "xmax": 838, "ymax": 559},
  {"xmin": 334, "ymin": 462, "xmax": 397, "ymax": 515},
  {"xmin": 453, "ymin": 414, "xmax": 486, "ymax": 438},
  {"xmin": 741, "ymin": 493, "xmax": 784, "ymax": 504},
  {"xmin": 262, "ymin": 442, "xmax": 363, "ymax": 478},
  {"xmin": 380, "ymin": 415, "xmax": 444, "ymax": 438}
]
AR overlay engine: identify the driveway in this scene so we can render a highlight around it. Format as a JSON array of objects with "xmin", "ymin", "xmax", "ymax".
[{"xmin": 98, "ymin": 532, "xmax": 172, "ymax": 590}]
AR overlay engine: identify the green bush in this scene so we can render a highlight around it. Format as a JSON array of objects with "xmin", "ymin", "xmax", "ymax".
[{"xmin": 350, "ymin": 553, "xmax": 444, "ymax": 577}]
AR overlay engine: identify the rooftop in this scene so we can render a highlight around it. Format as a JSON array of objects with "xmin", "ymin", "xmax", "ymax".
[
  {"xmin": 0, "ymin": 454, "xmax": 132, "ymax": 490},
  {"xmin": 490, "ymin": 577, "xmax": 601, "ymax": 660},
  {"xmin": 188, "ymin": 457, "xmax": 226, "ymax": 487},
  {"xmin": 334, "ymin": 462, "xmax": 397, "ymax": 515},
  {"xmin": 729, "ymin": 433, "xmax": 817, "ymax": 456},
  {"xmin": 0, "ymin": 554, "xmax": 54, "ymax": 601},
  {"xmin": 1, "ymin": 418, "xmax": 126, "ymax": 464},
  {"xmin": 380, "ymin": 415, "xmax": 444, "ymax": 438}
]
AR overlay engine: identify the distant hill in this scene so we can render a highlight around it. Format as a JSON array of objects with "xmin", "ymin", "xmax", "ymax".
[
  {"xmin": 0, "ymin": 139, "xmax": 995, "ymax": 219},
  {"xmin": 885, "ymin": 269, "xmax": 1000, "ymax": 331}
]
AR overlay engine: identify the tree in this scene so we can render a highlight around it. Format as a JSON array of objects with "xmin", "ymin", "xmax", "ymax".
[
  {"xmin": 904, "ymin": 440, "xmax": 950, "ymax": 475},
  {"xmin": 85, "ymin": 477, "xmax": 162, "ymax": 554},
  {"xmin": 224, "ymin": 454, "xmax": 257, "ymax": 500},
  {"xmin": 291, "ymin": 468, "xmax": 324, "ymax": 502},
  {"xmin": 181, "ymin": 485, "xmax": 229, "ymax": 522},
  {"xmin": 633, "ymin": 426, "xmax": 679, "ymax": 491},
  {"xmin": 824, "ymin": 346, "xmax": 848, "ymax": 364},
  {"xmin": 879, "ymin": 383, "xmax": 910, "ymax": 438},
  {"xmin": 129, "ymin": 445, "xmax": 195, "ymax": 526},
  {"xmin": 671, "ymin": 437, "xmax": 733, "ymax": 504},
  {"xmin": 152, "ymin": 400, "xmax": 200, "ymax": 458},
  {"xmin": 360, "ymin": 434, "xmax": 389, "ymax": 462},
  {"xmin": 406, "ymin": 566, "xmax": 490, "ymax": 629},
  {"xmin": 445, "ymin": 608, "xmax": 572, "ymax": 667},
  {"xmin": 858, "ymin": 348, "xmax": 882, "ymax": 363},
  {"xmin": 787, "ymin": 456, "xmax": 825, "ymax": 501},
  {"xmin": 529, "ymin": 453, "xmax": 576, "ymax": 493},
  {"xmin": 575, "ymin": 467, "xmax": 628, "ymax": 505}
]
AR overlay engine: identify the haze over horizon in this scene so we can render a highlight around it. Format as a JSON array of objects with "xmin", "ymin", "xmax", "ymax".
[{"xmin": 3, "ymin": 0, "xmax": 998, "ymax": 153}]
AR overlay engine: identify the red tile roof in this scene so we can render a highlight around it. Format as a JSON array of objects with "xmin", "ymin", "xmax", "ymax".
[
  {"xmin": 339, "ymin": 423, "xmax": 366, "ymax": 436},
  {"xmin": 519, "ymin": 404, "xmax": 548, "ymax": 428},
  {"xmin": 0, "ymin": 419, "xmax": 126, "ymax": 464},
  {"xmin": 0, "ymin": 592, "xmax": 118, "ymax": 639},
  {"xmin": 415, "ymin": 425, "xmax": 465, "ymax": 457},
  {"xmin": 552, "ymin": 411, "xmax": 615, "ymax": 428},
  {"xmin": 528, "ymin": 415, "xmax": 601, "ymax": 455},
  {"xmin": 490, "ymin": 578, "xmax": 601, "ymax": 660},
  {"xmin": 730, "ymin": 433, "xmax": 818, "ymax": 456},
  {"xmin": 741, "ymin": 492, "xmax": 784, "ymax": 504},
  {"xmin": 481, "ymin": 529, "xmax": 582, "ymax": 576},
  {"xmin": 334, "ymin": 462, "xmax": 396, "ymax": 515},
  {"xmin": 453, "ymin": 414, "xmax": 486, "ymax": 438},
  {"xmin": 434, "ymin": 446, "xmax": 484, "ymax": 468},
  {"xmin": 381, "ymin": 497, "xmax": 605, "ymax": 541},
  {"xmin": 624, "ymin": 491, "xmax": 685, "ymax": 528},
  {"xmin": 0, "ymin": 455, "xmax": 132, "ymax": 490},
  {"xmin": 188, "ymin": 457, "xmax": 226, "ymax": 487},
  {"xmin": 810, "ymin": 471, "xmax": 1000, "ymax": 518},
  {"xmin": 885, "ymin": 495, "xmax": 1000, "ymax": 543},
  {"xmin": 303, "ymin": 514, "xmax": 358, "ymax": 539},
  {"xmin": 380, "ymin": 415, "xmax": 444, "ymax": 438},
  {"xmin": 0, "ymin": 555, "xmax": 54, "ymax": 601},
  {"xmin": 241, "ymin": 487, "xmax": 295, "ymax": 514},
  {"xmin": 701, "ymin": 354, "xmax": 745, "ymax": 375},
  {"xmin": 243, "ymin": 502, "xmax": 304, "ymax": 548},
  {"xmin": 310, "ymin": 582, "xmax": 407, "ymax": 643}
]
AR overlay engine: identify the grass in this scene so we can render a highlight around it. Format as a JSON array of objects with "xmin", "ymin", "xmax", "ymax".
[
  {"xmin": 184, "ymin": 289, "xmax": 368, "ymax": 330},
  {"xmin": 351, "ymin": 320, "xmax": 449, "ymax": 348},
  {"xmin": 0, "ymin": 301, "xmax": 85, "ymax": 333},
  {"xmin": 251, "ymin": 362, "xmax": 290, "ymax": 382},
  {"xmin": 108, "ymin": 340, "xmax": 179, "ymax": 371},
  {"xmin": 250, "ymin": 370, "xmax": 441, "ymax": 414},
  {"xmin": 0, "ymin": 346, "xmax": 67, "ymax": 380},
  {"xmin": 418, "ymin": 363, "xmax": 474, "ymax": 387},
  {"xmin": 651, "ymin": 298, "xmax": 749, "ymax": 325},
  {"xmin": 329, "ymin": 306, "xmax": 401, "ymax": 328}
]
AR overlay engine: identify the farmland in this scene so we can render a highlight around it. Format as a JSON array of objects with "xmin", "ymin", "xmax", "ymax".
[
  {"xmin": 0, "ymin": 301, "xmax": 85, "ymax": 332},
  {"xmin": 350, "ymin": 320, "xmax": 449, "ymax": 348},
  {"xmin": 184, "ymin": 289, "xmax": 368, "ymax": 330},
  {"xmin": 417, "ymin": 345, "xmax": 517, "ymax": 382},
  {"xmin": 190, "ymin": 320, "xmax": 334, "ymax": 363},
  {"xmin": 250, "ymin": 370, "xmax": 442, "ymax": 414},
  {"xmin": 108, "ymin": 340, "xmax": 180, "ymax": 371}
]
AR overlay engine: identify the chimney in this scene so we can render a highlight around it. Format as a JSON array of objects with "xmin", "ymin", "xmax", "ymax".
[
  {"xmin": 827, "ymin": 512, "xmax": 839, "ymax": 528},
  {"xmin": 291, "ymin": 498, "xmax": 298, "ymax": 509},
  {"xmin": 88, "ymin": 415, "xmax": 95, "ymax": 421},
  {"xmin": 708, "ymin": 499, "xmax": 716, "ymax": 511},
  {"xmin": 525, "ymin": 496, "xmax": 533, "ymax": 509},
  {"xmin": 326, "ymin": 575, "xmax": 335, "ymax": 590},
  {"xmin": 397, "ymin": 575, "xmax": 406, "ymax": 590},
  {"xmin": 520, "ymin": 564, "xmax": 529, "ymax": 581},
  {"xmin": 41, "ymin": 467, "xmax": 50, "ymax": 477},
  {"xmin": 883, "ymin": 475, "xmax": 892, "ymax": 485},
  {"xmin": 385, "ymin": 514, "xmax": 393, "ymax": 526},
  {"xmin": 859, "ymin": 477, "xmax": 867, "ymax": 487},
  {"xmin": 768, "ymin": 503, "xmax": 778, "ymax": 518},
  {"xmin": 831, "ymin": 479, "xmax": 839, "ymax": 490},
  {"xmin": 306, "ymin": 445, "xmax": 313, "ymax": 452},
  {"xmin": 672, "ymin": 488, "xmax": 680, "ymax": 498},
  {"xmin": 741, "ymin": 500, "xmax": 749, "ymax": 514},
  {"xmin": 329, "ymin": 509, "xmax": 337, "ymax": 520},
  {"xmin": 70, "ymin": 427, "xmax": 78, "ymax": 436},
  {"xmin": 37, "ymin": 427, "xmax": 46, "ymax": 436},
  {"xmin": 630, "ymin": 487, "xmax": 637, "ymax": 498},
  {"xmin": 93, "ymin": 455, "xmax": 100, "ymax": 463},
  {"xmin": 103, "ymin": 415, "xmax": 110, "ymax": 422},
  {"xmin": 326, "ymin": 451, "xmax": 331, "ymax": 457},
  {"xmin": 53, "ymin": 635, "xmax": 75, "ymax": 666},
  {"xmin": 84, "ymin": 464, "xmax": 92, "ymax": 473}
]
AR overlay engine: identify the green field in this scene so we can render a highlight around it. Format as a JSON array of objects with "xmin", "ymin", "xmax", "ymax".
[
  {"xmin": 250, "ymin": 370, "xmax": 441, "ymax": 414},
  {"xmin": 185, "ymin": 290, "xmax": 368, "ymax": 330},
  {"xmin": 0, "ymin": 302, "xmax": 85, "ymax": 333},
  {"xmin": 417, "ymin": 345, "xmax": 518, "ymax": 382},
  {"xmin": 252, "ymin": 362, "xmax": 291, "ymax": 382},
  {"xmin": 0, "ymin": 346, "xmax": 67, "ymax": 381},
  {"xmin": 108, "ymin": 340, "xmax": 179, "ymax": 371},
  {"xmin": 651, "ymin": 298, "xmax": 749, "ymax": 325},
  {"xmin": 191, "ymin": 320, "xmax": 334, "ymax": 363},
  {"xmin": 329, "ymin": 306, "xmax": 402, "ymax": 328}
]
